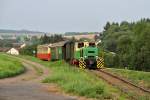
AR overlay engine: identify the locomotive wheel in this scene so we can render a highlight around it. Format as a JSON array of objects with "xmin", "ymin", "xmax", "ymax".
[{"xmin": 96, "ymin": 57, "xmax": 104, "ymax": 69}]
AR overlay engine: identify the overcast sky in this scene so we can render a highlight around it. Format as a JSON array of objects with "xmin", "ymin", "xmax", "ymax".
[{"xmin": 0, "ymin": 0, "xmax": 149, "ymax": 32}]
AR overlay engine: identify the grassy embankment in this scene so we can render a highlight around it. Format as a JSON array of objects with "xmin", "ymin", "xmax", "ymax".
[
  {"xmin": 0, "ymin": 54, "xmax": 25, "ymax": 79},
  {"xmin": 20, "ymin": 55, "xmax": 129, "ymax": 100},
  {"xmin": 106, "ymin": 68, "xmax": 150, "ymax": 90}
]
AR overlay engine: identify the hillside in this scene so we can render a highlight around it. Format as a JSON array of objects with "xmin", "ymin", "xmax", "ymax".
[{"xmin": 65, "ymin": 32, "xmax": 100, "ymax": 36}]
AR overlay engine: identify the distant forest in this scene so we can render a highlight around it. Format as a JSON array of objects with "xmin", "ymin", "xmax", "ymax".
[{"xmin": 101, "ymin": 18, "xmax": 150, "ymax": 71}]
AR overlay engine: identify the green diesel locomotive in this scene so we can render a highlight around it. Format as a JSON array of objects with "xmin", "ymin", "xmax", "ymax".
[{"xmin": 63, "ymin": 41, "xmax": 104, "ymax": 69}]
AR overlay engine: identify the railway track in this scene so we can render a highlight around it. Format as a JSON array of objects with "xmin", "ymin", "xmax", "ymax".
[{"xmin": 91, "ymin": 69, "xmax": 150, "ymax": 99}]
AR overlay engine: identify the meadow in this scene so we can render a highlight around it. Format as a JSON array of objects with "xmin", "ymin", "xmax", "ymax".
[
  {"xmin": 20, "ymin": 55, "xmax": 128, "ymax": 100},
  {"xmin": 0, "ymin": 54, "xmax": 24, "ymax": 79}
]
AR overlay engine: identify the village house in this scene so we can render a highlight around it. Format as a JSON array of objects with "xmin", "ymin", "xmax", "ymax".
[
  {"xmin": 12, "ymin": 43, "xmax": 26, "ymax": 48},
  {"xmin": 7, "ymin": 48, "xmax": 19, "ymax": 55},
  {"xmin": 6, "ymin": 43, "xmax": 26, "ymax": 55}
]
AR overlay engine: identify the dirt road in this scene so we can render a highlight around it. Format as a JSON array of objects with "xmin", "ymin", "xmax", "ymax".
[{"xmin": 0, "ymin": 56, "xmax": 78, "ymax": 100}]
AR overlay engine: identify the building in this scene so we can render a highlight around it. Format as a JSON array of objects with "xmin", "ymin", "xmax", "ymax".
[
  {"xmin": 7, "ymin": 48, "xmax": 19, "ymax": 55},
  {"xmin": 64, "ymin": 34, "xmax": 99, "ymax": 40},
  {"xmin": 20, "ymin": 43, "xmax": 26, "ymax": 48},
  {"xmin": 0, "ymin": 35, "xmax": 3, "ymax": 40},
  {"xmin": 12, "ymin": 43, "xmax": 26, "ymax": 49}
]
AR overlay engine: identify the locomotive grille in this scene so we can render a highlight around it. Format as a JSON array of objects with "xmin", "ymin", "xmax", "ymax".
[
  {"xmin": 88, "ymin": 56, "xmax": 94, "ymax": 58},
  {"xmin": 88, "ymin": 51, "xmax": 95, "ymax": 53}
]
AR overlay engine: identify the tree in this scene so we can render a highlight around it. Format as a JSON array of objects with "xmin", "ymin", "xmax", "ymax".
[
  {"xmin": 40, "ymin": 34, "xmax": 64, "ymax": 44},
  {"xmin": 20, "ymin": 44, "xmax": 37, "ymax": 56},
  {"xmin": 101, "ymin": 18, "xmax": 150, "ymax": 71},
  {"xmin": 104, "ymin": 22, "xmax": 111, "ymax": 31}
]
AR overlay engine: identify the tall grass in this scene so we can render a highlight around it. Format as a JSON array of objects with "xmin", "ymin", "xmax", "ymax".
[
  {"xmin": 0, "ymin": 54, "xmax": 24, "ymax": 79},
  {"xmin": 43, "ymin": 61, "xmax": 108, "ymax": 98}
]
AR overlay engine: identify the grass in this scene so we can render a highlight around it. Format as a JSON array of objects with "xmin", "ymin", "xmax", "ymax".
[
  {"xmin": 20, "ymin": 55, "xmax": 128, "ymax": 99},
  {"xmin": 43, "ymin": 61, "xmax": 108, "ymax": 99},
  {"xmin": 106, "ymin": 68, "xmax": 150, "ymax": 90},
  {"xmin": 0, "ymin": 54, "xmax": 25, "ymax": 79}
]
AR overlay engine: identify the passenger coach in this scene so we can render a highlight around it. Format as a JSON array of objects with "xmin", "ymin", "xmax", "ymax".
[{"xmin": 37, "ymin": 44, "xmax": 51, "ymax": 61}]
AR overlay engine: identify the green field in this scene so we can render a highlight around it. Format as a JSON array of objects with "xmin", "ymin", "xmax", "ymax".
[
  {"xmin": 0, "ymin": 54, "xmax": 25, "ymax": 79},
  {"xmin": 20, "ymin": 55, "xmax": 128, "ymax": 100},
  {"xmin": 106, "ymin": 68, "xmax": 150, "ymax": 90}
]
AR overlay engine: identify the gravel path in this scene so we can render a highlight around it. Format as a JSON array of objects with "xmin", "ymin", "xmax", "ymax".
[{"xmin": 0, "ymin": 56, "xmax": 78, "ymax": 100}]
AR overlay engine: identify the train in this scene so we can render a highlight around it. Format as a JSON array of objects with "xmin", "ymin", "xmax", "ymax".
[{"xmin": 37, "ymin": 40, "xmax": 104, "ymax": 69}]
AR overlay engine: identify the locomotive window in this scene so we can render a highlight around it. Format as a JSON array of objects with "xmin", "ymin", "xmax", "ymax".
[
  {"xmin": 78, "ymin": 42, "xmax": 84, "ymax": 48},
  {"xmin": 88, "ymin": 51, "xmax": 95, "ymax": 53},
  {"xmin": 89, "ymin": 43, "xmax": 96, "ymax": 47}
]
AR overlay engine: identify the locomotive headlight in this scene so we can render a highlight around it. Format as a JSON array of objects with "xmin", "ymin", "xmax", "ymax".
[
  {"xmin": 84, "ymin": 56, "xmax": 87, "ymax": 58},
  {"xmin": 96, "ymin": 56, "xmax": 99, "ymax": 59}
]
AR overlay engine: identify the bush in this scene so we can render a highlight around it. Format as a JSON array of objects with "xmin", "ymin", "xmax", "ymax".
[{"xmin": 20, "ymin": 44, "xmax": 37, "ymax": 56}]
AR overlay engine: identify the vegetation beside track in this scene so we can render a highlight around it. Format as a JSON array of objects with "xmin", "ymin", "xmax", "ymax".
[
  {"xmin": 101, "ymin": 19, "xmax": 150, "ymax": 71},
  {"xmin": 106, "ymin": 68, "xmax": 150, "ymax": 90},
  {"xmin": 19, "ymin": 55, "xmax": 128, "ymax": 100},
  {"xmin": 0, "ymin": 54, "xmax": 25, "ymax": 79}
]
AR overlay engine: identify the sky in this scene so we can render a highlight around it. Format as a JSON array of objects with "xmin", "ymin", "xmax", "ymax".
[{"xmin": 0, "ymin": 0, "xmax": 150, "ymax": 32}]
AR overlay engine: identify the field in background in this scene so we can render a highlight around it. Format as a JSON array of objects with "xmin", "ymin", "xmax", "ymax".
[
  {"xmin": 106, "ymin": 68, "xmax": 150, "ymax": 90},
  {"xmin": 0, "ymin": 54, "xmax": 25, "ymax": 79}
]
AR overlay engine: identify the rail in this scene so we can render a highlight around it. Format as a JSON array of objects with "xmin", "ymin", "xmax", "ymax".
[{"xmin": 94, "ymin": 69, "xmax": 150, "ymax": 94}]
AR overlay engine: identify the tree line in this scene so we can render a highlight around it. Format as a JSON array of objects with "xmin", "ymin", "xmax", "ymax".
[
  {"xmin": 101, "ymin": 18, "xmax": 150, "ymax": 71},
  {"xmin": 20, "ymin": 34, "xmax": 64, "ymax": 55}
]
